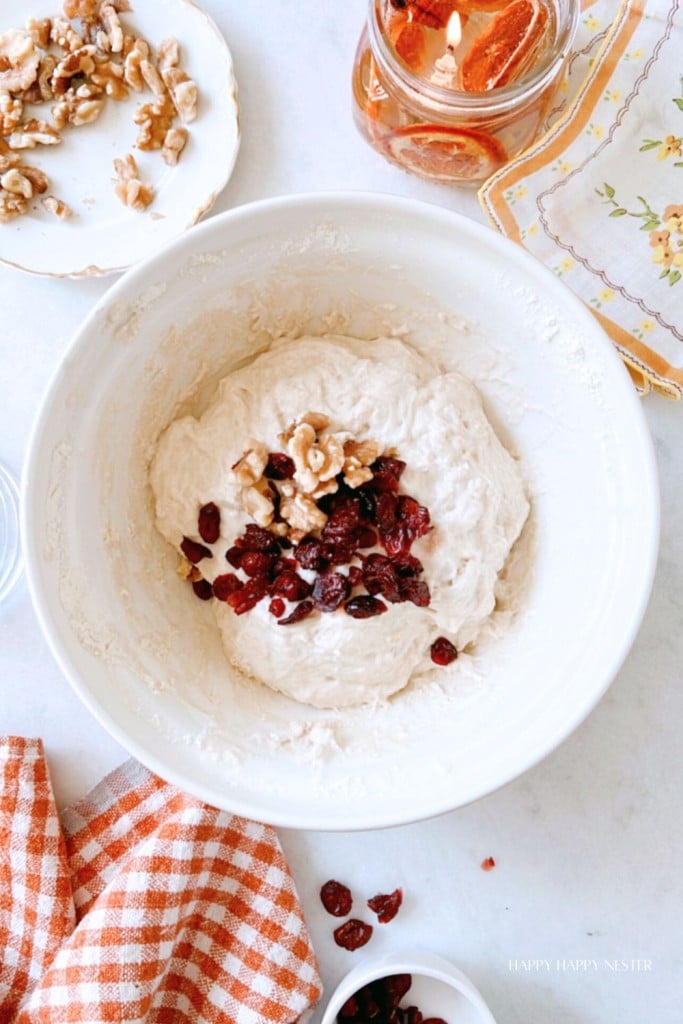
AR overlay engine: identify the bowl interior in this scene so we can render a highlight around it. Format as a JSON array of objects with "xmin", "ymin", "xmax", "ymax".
[{"xmin": 23, "ymin": 194, "xmax": 658, "ymax": 829}]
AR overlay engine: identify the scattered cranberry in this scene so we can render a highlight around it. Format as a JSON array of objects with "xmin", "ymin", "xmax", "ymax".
[
  {"xmin": 355, "ymin": 525, "xmax": 378, "ymax": 548},
  {"xmin": 312, "ymin": 571, "xmax": 350, "ymax": 612},
  {"xmin": 238, "ymin": 524, "xmax": 280, "ymax": 554},
  {"xmin": 240, "ymin": 551, "xmax": 275, "ymax": 578},
  {"xmin": 333, "ymin": 919, "xmax": 373, "ymax": 951},
  {"xmin": 335, "ymin": 974, "xmax": 448, "ymax": 1024},
  {"xmin": 430, "ymin": 636, "xmax": 458, "ymax": 666},
  {"xmin": 398, "ymin": 577, "xmax": 431, "ymax": 607},
  {"xmin": 344, "ymin": 595, "xmax": 387, "ymax": 619},
  {"xmin": 180, "ymin": 536, "xmax": 212, "ymax": 563},
  {"xmin": 197, "ymin": 502, "xmax": 221, "ymax": 544},
  {"xmin": 320, "ymin": 879, "xmax": 353, "ymax": 917},
  {"xmin": 212, "ymin": 573, "xmax": 243, "ymax": 602},
  {"xmin": 370, "ymin": 456, "xmax": 406, "ymax": 491},
  {"xmin": 278, "ymin": 599, "xmax": 314, "ymax": 625},
  {"xmin": 225, "ymin": 545, "xmax": 244, "ymax": 569},
  {"xmin": 272, "ymin": 570, "xmax": 312, "ymax": 602},
  {"xmin": 227, "ymin": 578, "xmax": 268, "ymax": 615},
  {"xmin": 295, "ymin": 537, "xmax": 329, "ymax": 571},
  {"xmin": 269, "ymin": 597, "xmax": 286, "ymax": 618},
  {"xmin": 347, "ymin": 565, "xmax": 363, "ymax": 588},
  {"xmin": 362, "ymin": 553, "xmax": 401, "ymax": 603},
  {"xmin": 367, "ymin": 887, "xmax": 403, "ymax": 923},
  {"xmin": 191, "ymin": 578, "xmax": 213, "ymax": 601},
  {"xmin": 264, "ymin": 451, "xmax": 296, "ymax": 479},
  {"xmin": 481, "ymin": 856, "xmax": 496, "ymax": 871}
]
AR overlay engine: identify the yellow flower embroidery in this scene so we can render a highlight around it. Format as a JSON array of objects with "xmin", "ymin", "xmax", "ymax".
[
  {"xmin": 629, "ymin": 48, "xmax": 644, "ymax": 59},
  {"xmin": 657, "ymin": 135, "xmax": 682, "ymax": 160},
  {"xmin": 663, "ymin": 205, "xmax": 683, "ymax": 233},
  {"xmin": 599, "ymin": 288, "xmax": 615, "ymax": 303},
  {"xmin": 604, "ymin": 89, "xmax": 621, "ymax": 103},
  {"xmin": 526, "ymin": 222, "xmax": 539, "ymax": 237},
  {"xmin": 640, "ymin": 320, "xmax": 655, "ymax": 333},
  {"xmin": 584, "ymin": 14, "xmax": 600, "ymax": 31},
  {"xmin": 652, "ymin": 245, "xmax": 674, "ymax": 268},
  {"xmin": 588, "ymin": 123, "xmax": 605, "ymax": 139},
  {"xmin": 560, "ymin": 257, "xmax": 574, "ymax": 272},
  {"xmin": 514, "ymin": 186, "xmax": 528, "ymax": 199}
]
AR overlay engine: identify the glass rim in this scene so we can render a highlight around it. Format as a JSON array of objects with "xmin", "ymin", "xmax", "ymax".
[{"xmin": 368, "ymin": 0, "xmax": 580, "ymax": 115}]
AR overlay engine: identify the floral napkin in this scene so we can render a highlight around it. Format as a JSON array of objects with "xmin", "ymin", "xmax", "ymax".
[
  {"xmin": 480, "ymin": 0, "xmax": 683, "ymax": 398},
  {"xmin": 0, "ymin": 738, "xmax": 321, "ymax": 1024}
]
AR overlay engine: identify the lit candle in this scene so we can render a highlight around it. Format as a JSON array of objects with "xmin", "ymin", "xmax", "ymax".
[{"xmin": 431, "ymin": 12, "xmax": 462, "ymax": 89}]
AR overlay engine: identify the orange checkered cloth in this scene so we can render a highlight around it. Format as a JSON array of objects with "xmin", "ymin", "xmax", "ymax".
[{"xmin": 0, "ymin": 737, "xmax": 321, "ymax": 1024}]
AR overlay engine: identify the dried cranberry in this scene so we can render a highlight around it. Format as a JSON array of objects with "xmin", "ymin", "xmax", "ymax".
[
  {"xmin": 180, "ymin": 536, "xmax": 212, "ymax": 563},
  {"xmin": 382, "ymin": 496, "xmax": 430, "ymax": 557},
  {"xmin": 362, "ymin": 554, "xmax": 401, "ymax": 603},
  {"xmin": 404, "ymin": 1008, "xmax": 424, "ymax": 1024},
  {"xmin": 367, "ymin": 888, "xmax": 403, "ymax": 923},
  {"xmin": 393, "ymin": 553, "xmax": 424, "ymax": 578},
  {"xmin": 264, "ymin": 451, "xmax": 295, "ymax": 479},
  {"xmin": 355, "ymin": 525, "xmax": 378, "ymax": 549},
  {"xmin": 374, "ymin": 491, "xmax": 398, "ymax": 534},
  {"xmin": 212, "ymin": 573, "xmax": 243, "ymax": 602},
  {"xmin": 371, "ymin": 456, "xmax": 406, "ymax": 488},
  {"xmin": 227, "ymin": 577, "xmax": 268, "ymax": 615},
  {"xmin": 430, "ymin": 636, "xmax": 458, "ymax": 666},
  {"xmin": 269, "ymin": 597, "xmax": 286, "ymax": 618},
  {"xmin": 191, "ymin": 578, "xmax": 213, "ymax": 601},
  {"xmin": 225, "ymin": 545, "xmax": 244, "ymax": 569},
  {"xmin": 238, "ymin": 524, "xmax": 280, "ymax": 554},
  {"xmin": 295, "ymin": 537, "xmax": 328, "ymax": 572},
  {"xmin": 481, "ymin": 856, "xmax": 496, "ymax": 871},
  {"xmin": 379, "ymin": 974, "xmax": 412, "ymax": 1010},
  {"xmin": 347, "ymin": 565, "xmax": 363, "ymax": 588},
  {"xmin": 338, "ymin": 995, "xmax": 359, "ymax": 1020},
  {"xmin": 278, "ymin": 599, "xmax": 314, "ymax": 625},
  {"xmin": 197, "ymin": 502, "xmax": 220, "ymax": 544},
  {"xmin": 398, "ymin": 577, "xmax": 431, "ymax": 607},
  {"xmin": 272, "ymin": 556, "xmax": 298, "ymax": 576},
  {"xmin": 344, "ymin": 595, "xmax": 387, "ymax": 619},
  {"xmin": 240, "ymin": 551, "xmax": 275, "ymax": 578},
  {"xmin": 272, "ymin": 570, "xmax": 312, "ymax": 602},
  {"xmin": 320, "ymin": 879, "xmax": 353, "ymax": 917},
  {"xmin": 333, "ymin": 919, "xmax": 373, "ymax": 951},
  {"xmin": 422, "ymin": 1019, "xmax": 448, "ymax": 1024},
  {"xmin": 321, "ymin": 501, "xmax": 362, "ymax": 546},
  {"xmin": 312, "ymin": 571, "xmax": 350, "ymax": 612}
]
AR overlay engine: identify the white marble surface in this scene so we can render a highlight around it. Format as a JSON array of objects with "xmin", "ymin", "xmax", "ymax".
[{"xmin": 0, "ymin": 3, "xmax": 680, "ymax": 1022}]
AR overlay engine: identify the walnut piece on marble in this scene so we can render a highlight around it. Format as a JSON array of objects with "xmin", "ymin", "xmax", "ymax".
[{"xmin": 42, "ymin": 194, "xmax": 73, "ymax": 218}]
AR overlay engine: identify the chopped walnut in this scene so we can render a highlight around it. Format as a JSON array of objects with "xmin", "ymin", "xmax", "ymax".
[
  {"xmin": 242, "ymin": 485, "xmax": 275, "ymax": 528},
  {"xmin": 232, "ymin": 442, "xmax": 269, "ymax": 487},
  {"xmin": 176, "ymin": 557, "xmax": 202, "ymax": 582},
  {"xmin": 51, "ymin": 45, "xmax": 97, "ymax": 95},
  {"xmin": 280, "ymin": 411, "xmax": 330, "ymax": 446},
  {"xmin": 0, "ymin": 29, "xmax": 40, "ymax": 93},
  {"xmin": 123, "ymin": 37, "xmax": 150, "ymax": 91},
  {"xmin": 26, "ymin": 18, "xmax": 52, "ymax": 49},
  {"xmin": 0, "ymin": 168, "xmax": 33, "ymax": 199},
  {"xmin": 91, "ymin": 58, "xmax": 128, "ymax": 99},
  {"xmin": 134, "ymin": 95, "xmax": 175, "ymax": 151},
  {"xmin": 0, "ymin": 189, "xmax": 28, "ymax": 223},
  {"xmin": 139, "ymin": 57, "xmax": 166, "ymax": 100},
  {"xmin": 113, "ymin": 152, "xmax": 154, "ymax": 211},
  {"xmin": 23, "ymin": 54, "xmax": 58, "ymax": 104},
  {"xmin": 42, "ymin": 194, "xmax": 73, "ymax": 218},
  {"xmin": 342, "ymin": 438, "xmax": 384, "ymax": 488},
  {"xmin": 162, "ymin": 125, "xmax": 187, "ymax": 165},
  {"xmin": 157, "ymin": 37, "xmax": 180, "ymax": 71},
  {"xmin": 0, "ymin": 93, "xmax": 23, "ymax": 135},
  {"xmin": 52, "ymin": 89, "xmax": 104, "ymax": 129},
  {"xmin": 99, "ymin": 3, "xmax": 124, "ymax": 53},
  {"xmin": 50, "ymin": 16, "xmax": 84, "ymax": 53},
  {"xmin": 7, "ymin": 118, "xmax": 61, "ymax": 149},
  {"xmin": 160, "ymin": 65, "xmax": 197, "ymax": 123},
  {"xmin": 288, "ymin": 421, "xmax": 345, "ymax": 495},
  {"xmin": 63, "ymin": 0, "xmax": 100, "ymax": 18},
  {"xmin": 280, "ymin": 493, "xmax": 327, "ymax": 538}
]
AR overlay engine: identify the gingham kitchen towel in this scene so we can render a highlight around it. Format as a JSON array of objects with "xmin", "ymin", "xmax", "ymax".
[{"xmin": 0, "ymin": 737, "xmax": 321, "ymax": 1024}]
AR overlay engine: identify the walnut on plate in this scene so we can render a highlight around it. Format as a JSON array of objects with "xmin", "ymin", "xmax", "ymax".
[{"xmin": 113, "ymin": 152, "xmax": 154, "ymax": 211}]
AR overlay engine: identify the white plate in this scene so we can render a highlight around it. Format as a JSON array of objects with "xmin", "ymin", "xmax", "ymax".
[
  {"xmin": 22, "ymin": 193, "xmax": 659, "ymax": 829},
  {"xmin": 0, "ymin": 0, "xmax": 239, "ymax": 277}
]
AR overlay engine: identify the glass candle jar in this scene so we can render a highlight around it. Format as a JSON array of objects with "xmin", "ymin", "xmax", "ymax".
[{"xmin": 352, "ymin": 0, "xmax": 578, "ymax": 186}]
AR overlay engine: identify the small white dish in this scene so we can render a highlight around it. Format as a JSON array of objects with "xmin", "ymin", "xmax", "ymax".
[
  {"xmin": 320, "ymin": 950, "xmax": 497, "ymax": 1024},
  {"xmin": 0, "ymin": 0, "xmax": 239, "ymax": 277}
]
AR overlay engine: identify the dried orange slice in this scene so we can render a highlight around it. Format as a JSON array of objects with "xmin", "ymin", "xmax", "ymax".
[
  {"xmin": 397, "ymin": 0, "xmax": 462, "ymax": 30},
  {"xmin": 453, "ymin": 0, "xmax": 511, "ymax": 10},
  {"xmin": 388, "ymin": 11, "xmax": 428, "ymax": 72},
  {"xmin": 459, "ymin": 0, "xmax": 549, "ymax": 92},
  {"xmin": 384, "ymin": 124, "xmax": 507, "ymax": 182}
]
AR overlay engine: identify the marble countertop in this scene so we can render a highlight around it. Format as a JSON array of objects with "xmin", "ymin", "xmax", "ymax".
[{"xmin": 0, "ymin": 2, "xmax": 680, "ymax": 1021}]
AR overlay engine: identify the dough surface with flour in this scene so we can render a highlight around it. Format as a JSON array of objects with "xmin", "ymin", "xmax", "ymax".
[{"xmin": 150, "ymin": 334, "xmax": 529, "ymax": 708}]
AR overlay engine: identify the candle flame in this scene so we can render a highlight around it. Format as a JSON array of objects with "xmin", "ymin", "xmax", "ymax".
[{"xmin": 446, "ymin": 11, "xmax": 462, "ymax": 52}]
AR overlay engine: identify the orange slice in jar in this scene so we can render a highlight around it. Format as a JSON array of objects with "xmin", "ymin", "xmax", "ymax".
[
  {"xmin": 452, "ymin": 0, "xmax": 511, "ymax": 11},
  {"xmin": 458, "ymin": 0, "xmax": 549, "ymax": 92},
  {"xmin": 388, "ymin": 10, "xmax": 428, "ymax": 73},
  {"xmin": 384, "ymin": 124, "xmax": 507, "ymax": 182},
  {"xmin": 392, "ymin": 0, "xmax": 462, "ymax": 30}
]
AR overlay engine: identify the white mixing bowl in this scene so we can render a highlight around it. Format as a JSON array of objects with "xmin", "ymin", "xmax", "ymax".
[{"xmin": 22, "ymin": 193, "xmax": 659, "ymax": 829}]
